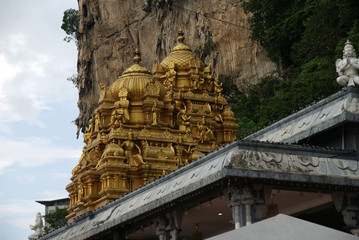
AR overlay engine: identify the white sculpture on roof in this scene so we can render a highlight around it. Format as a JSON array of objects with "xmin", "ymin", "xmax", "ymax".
[
  {"xmin": 28, "ymin": 212, "xmax": 43, "ymax": 240},
  {"xmin": 336, "ymin": 40, "xmax": 359, "ymax": 87}
]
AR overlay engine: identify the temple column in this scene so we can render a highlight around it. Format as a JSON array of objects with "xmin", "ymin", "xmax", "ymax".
[
  {"xmin": 332, "ymin": 192, "xmax": 359, "ymax": 235},
  {"xmin": 155, "ymin": 210, "xmax": 183, "ymax": 240},
  {"xmin": 227, "ymin": 185, "xmax": 267, "ymax": 229}
]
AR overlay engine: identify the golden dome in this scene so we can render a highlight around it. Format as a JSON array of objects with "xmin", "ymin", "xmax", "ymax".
[
  {"xmin": 110, "ymin": 50, "xmax": 153, "ymax": 101},
  {"xmin": 222, "ymin": 106, "xmax": 235, "ymax": 118},
  {"xmin": 160, "ymin": 29, "xmax": 205, "ymax": 70}
]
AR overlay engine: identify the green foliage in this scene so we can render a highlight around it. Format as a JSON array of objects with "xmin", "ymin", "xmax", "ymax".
[
  {"xmin": 61, "ymin": 8, "xmax": 79, "ymax": 43},
  {"xmin": 243, "ymin": 0, "xmax": 359, "ymax": 67},
  {"xmin": 233, "ymin": 0, "xmax": 358, "ymax": 138},
  {"xmin": 44, "ymin": 207, "xmax": 68, "ymax": 233},
  {"xmin": 67, "ymin": 74, "xmax": 78, "ymax": 88},
  {"xmin": 242, "ymin": 0, "xmax": 308, "ymax": 66},
  {"xmin": 218, "ymin": 74, "xmax": 241, "ymax": 105},
  {"xmin": 233, "ymin": 57, "xmax": 340, "ymax": 138}
]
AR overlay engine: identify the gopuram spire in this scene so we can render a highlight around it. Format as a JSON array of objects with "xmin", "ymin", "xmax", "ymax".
[{"xmin": 66, "ymin": 29, "xmax": 238, "ymax": 222}]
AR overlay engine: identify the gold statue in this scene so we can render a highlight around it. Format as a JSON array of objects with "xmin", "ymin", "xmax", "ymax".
[
  {"xmin": 152, "ymin": 100, "xmax": 159, "ymax": 125},
  {"xmin": 94, "ymin": 109, "xmax": 100, "ymax": 133},
  {"xmin": 77, "ymin": 179, "xmax": 84, "ymax": 203},
  {"xmin": 121, "ymin": 131, "xmax": 145, "ymax": 166},
  {"xmin": 212, "ymin": 77, "xmax": 223, "ymax": 95}
]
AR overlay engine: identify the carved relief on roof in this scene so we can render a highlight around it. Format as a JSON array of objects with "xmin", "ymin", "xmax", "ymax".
[
  {"xmin": 101, "ymin": 140, "xmax": 124, "ymax": 158},
  {"xmin": 344, "ymin": 97, "xmax": 359, "ymax": 114},
  {"xmin": 253, "ymin": 93, "xmax": 359, "ymax": 143},
  {"xmin": 113, "ymin": 125, "xmax": 128, "ymax": 137},
  {"xmin": 230, "ymin": 149, "xmax": 359, "ymax": 178},
  {"xmin": 163, "ymin": 129, "xmax": 172, "ymax": 139},
  {"xmin": 138, "ymin": 126, "xmax": 151, "ymax": 137},
  {"xmin": 145, "ymin": 80, "xmax": 161, "ymax": 96}
]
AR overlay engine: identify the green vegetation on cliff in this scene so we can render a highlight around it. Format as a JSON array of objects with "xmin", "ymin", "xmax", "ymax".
[
  {"xmin": 61, "ymin": 8, "xmax": 79, "ymax": 44},
  {"xmin": 230, "ymin": 0, "xmax": 359, "ymax": 138}
]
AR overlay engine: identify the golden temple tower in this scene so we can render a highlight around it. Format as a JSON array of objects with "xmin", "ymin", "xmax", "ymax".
[{"xmin": 66, "ymin": 30, "xmax": 238, "ymax": 222}]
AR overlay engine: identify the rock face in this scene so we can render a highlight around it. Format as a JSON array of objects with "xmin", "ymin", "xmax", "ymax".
[{"xmin": 75, "ymin": 0, "xmax": 276, "ymax": 135}]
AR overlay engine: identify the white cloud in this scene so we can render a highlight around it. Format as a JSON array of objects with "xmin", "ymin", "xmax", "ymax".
[
  {"xmin": 16, "ymin": 174, "xmax": 36, "ymax": 183},
  {"xmin": 0, "ymin": 200, "xmax": 43, "ymax": 233},
  {"xmin": 50, "ymin": 171, "xmax": 71, "ymax": 180},
  {"xmin": 0, "ymin": 136, "xmax": 81, "ymax": 174},
  {"xmin": 0, "ymin": 1, "xmax": 79, "ymax": 240},
  {"xmin": 37, "ymin": 190, "xmax": 69, "ymax": 200},
  {"xmin": 0, "ymin": 200, "xmax": 43, "ymax": 219},
  {"xmin": 8, "ymin": 33, "xmax": 26, "ymax": 55},
  {"xmin": 6, "ymin": 217, "xmax": 35, "ymax": 230},
  {"xmin": 0, "ymin": 54, "xmax": 22, "ymax": 91},
  {"xmin": 28, "ymin": 54, "xmax": 49, "ymax": 76},
  {"xmin": 0, "ymin": 31, "xmax": 77, "ymax": 134},
  {"xmin": 0, "ymin": 49, "xmax": 48, "ymax": 132}
]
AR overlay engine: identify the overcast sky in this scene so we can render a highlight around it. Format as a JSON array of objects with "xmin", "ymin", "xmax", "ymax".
[{"xmin": 0, "ymin": 1, "xmax": 83, "ymax": 239}]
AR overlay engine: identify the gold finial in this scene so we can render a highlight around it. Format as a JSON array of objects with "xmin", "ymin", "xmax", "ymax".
[
  {"xmin": 134, "ymin": 48, "xmax": 141, "ymax": 64},
  {"xmin": 178, "ymin": 27, "xmax": 184, "ymax": 43}
]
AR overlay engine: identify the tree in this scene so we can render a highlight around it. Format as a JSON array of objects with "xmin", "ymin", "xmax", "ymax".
[
  {"xmin": 44, "ymin": 207, "xmax": 68, "ymax": 233},
  {"xmin": 232, "ymin": 0, "xmax": 359, "ymax": 138},
  {"xmin": 61, "ymin": 8, "xmax": 79, "ymax": 43}
]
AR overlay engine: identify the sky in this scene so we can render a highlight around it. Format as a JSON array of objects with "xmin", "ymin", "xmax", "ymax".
[{"xmin": 0, "ymin": 1, "xmax": 83, "ymax": 240}]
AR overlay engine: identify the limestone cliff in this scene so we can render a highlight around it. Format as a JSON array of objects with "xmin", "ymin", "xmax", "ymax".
[{"xmin": 75, "ymin": 0, "xmax": 276, "ymax": 135}]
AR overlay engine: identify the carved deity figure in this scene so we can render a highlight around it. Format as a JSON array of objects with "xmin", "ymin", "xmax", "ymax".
[
  {"xmin": 119, "ymin": 98, "xmax": 130, "ymax": 121},
  {"xmin": 28, "ymin": 212, "xmax": 43, "ymax": 240},
  {"xmin": 87, "ymin": 115, "xmax": 95, "ymax": 135},
  {"xmin": 214, "ymin": 112, "xmax": 223, "ymax": 123},
  {"xmin": 194, "ymin": 76, "xmax": 205, "ymax": 90},
  {"xmin": 89, "ymin": 145, "xmax": 102, "ymax": 165},
  {"xmin": 176, "ymin": 103, "xmax": 191, "ymax": 126},
  {"xmin": 336, "ymin": 40, "xmax": 359, "ymax": 86},
  {"xmin": 164, "ymin": 62, "xmax": 176, "ymax": 90},
  {"xmin": 152, "ymin": 101, "xmax": 159, "ymax": 125},
  {"xmin": 212, "ymin": 77, "xmax": 223, "ymax": 94},
  {"xmin": 190, "ymin": 66, "xmax": 201, "ymax": 89},
  {"xmin": 174, "ymin": 136, "xmax": 185, "ymax": 165},
  {"xmin": 167, "ymin": 143, "xmax": 175, "ymax": 159},
  {"xmin": 141, "ymin": 140, "xmax": 150, "ymax": 158},
  {"xmin": 94, "ymin": 109, "xmax": 101, "ymax": 132},
  {"xmin": 79, "ymin": 147, "xmax": 89, "ymax": 167},
  {"xmin": 121, "ymin": 132, "xmax": 145, "ymax": 166},
  {"xmin": 197, "ymin": 116, "xmax": 206, "ymax": 142},
  {"xmin": 77, "ymin": 179, "xmax": 84, "ymax": 202},
  {"xmin": 111, "ymin": 108, "xmax": 124, "ymax": 127}
]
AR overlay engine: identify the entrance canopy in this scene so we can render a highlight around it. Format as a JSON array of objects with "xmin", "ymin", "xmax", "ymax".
[{"xmin": 207, "ymin": 214, "xmax": 358, "ymax": 240}]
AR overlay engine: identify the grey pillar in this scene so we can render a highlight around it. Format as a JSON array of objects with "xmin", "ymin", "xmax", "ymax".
[
  {"xmin": 332, "ymin": 192, "xmax": 359, "ymax": 235},
  {"xmin": 155, "ymin": 210, "xmax": 183, "ymax": 240},
  {"xmin": 155, "ymin": 216, "xmax": 170, "ymax": 240},
  {"xmin": 227, "ymin": 185, "xmax": 266, "ymax": 229}
]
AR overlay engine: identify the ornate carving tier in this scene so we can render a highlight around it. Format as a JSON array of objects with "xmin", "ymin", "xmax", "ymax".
[{"xmin": 66, "ymin": 31, "xmax": 238, "ymax": 222}]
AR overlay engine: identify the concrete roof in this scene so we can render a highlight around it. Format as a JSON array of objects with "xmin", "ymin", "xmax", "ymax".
[
  {"xmin": 39, "ymin": 140, "xmax": 358, "ymax": 240},
  {"xmin": 207, "ymin": 214, "xmax": 358, "ymax": 240},
  {"xmin": 36, "ymin": 198, "xmax": 69, "ymax": 207},
  {"xmin": 245, "ymin": 86, "xmax": 359, "ymax": 143}
]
